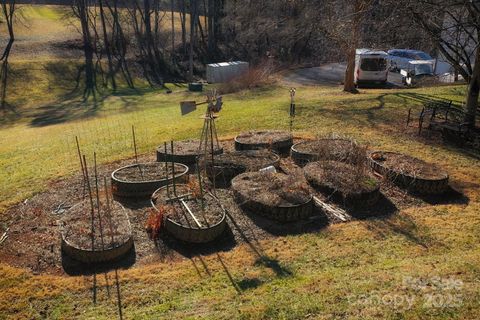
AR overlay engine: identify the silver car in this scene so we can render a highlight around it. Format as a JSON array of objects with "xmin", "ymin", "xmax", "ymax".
[{"xmin": 387, "ymin": 49, "xmax": 435, "ymax": 72}]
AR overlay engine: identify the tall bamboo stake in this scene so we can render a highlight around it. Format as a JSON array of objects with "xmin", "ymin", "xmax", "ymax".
[
  {"xmin": 82, "ymin": 155, "xmax": 96, "ymax": 252},
  {"xmin": 170, "ymin": 141, "xmax": 177, "ymax": 197},
  {"xmin": 93, "ymin": 152, "xmax": 106, "ymax": 251},
  {"xmin": 164, "ymin": 142, "xmax": 170, "ymax": 196},
  {"xmin": 132, "ymin": 125, "xmax": 145, "ymax": 179},
  {"xmin": 103, "ymin": 176, "xmax": 114, "ymax": 244},
  {"xmin": 132, "ymin": 125, "xmax": 138, "ymax": 163},
  {"xmin": 195, "ymin": 157, "xmax": 205, "ymax": 210},
  {"xmin": 94, "ymin": 154, "xmax": 109, "ymax": 299},
  {"xmin": 208, "ymin": 113, "xmax": 216, "ymax": 194},
  {"xmin": 75, "ymin": 136, "xmax": 87, "ymax": 198},
  {"xmin": 75, "ymin": 136, "xmax": 86, "ymax": 180},
  {"xmin": 211, "ymin": 117, "xmax": 220, "ymax": 148}
]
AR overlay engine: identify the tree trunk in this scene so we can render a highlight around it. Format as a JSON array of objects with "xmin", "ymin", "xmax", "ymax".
[
  {"xmin": 189, "ymin": 0, "xmax": 197, "ymax": 82},
  {"xmin": 143, "ymin": 0, "xmax": 163, "ymax": 84},
  {"xmin": 108, "ymin": 0, "xmax": 134, "ymax": 88},
  {"xmin": 464, "ymin": 46, "xmax": 480, "ymax": 127},
  {"xmin": 0, "ymin": 0, "xmax": 15, "ymax": 112},
  {"xmin": 180, "ymin": 0, "xmax": 187, "ymax": 56},
  {"xmin": 343, "ymin": 47, "xmax": 356, "ymax": 92},
  {"xmin": 213, "ymin": 0, "xmax": 223, "ymax": 40},
  {"xmin": 0, "ymin": 49, "xmax": 12, "ymax": 111},
  {"xmin": 76, "ymin": 0, "xmax": 96, "ymax": 98},
  {"xmin": 98, "ymin": 0, "xmax": 116, "ymax": 91},
  {"xmin": 207, "ymin": 0, "xmax": 214, "ymax": 54},
  {"xmin": 83, "ymin": 38, "xmax": 95, "ymax": 97},
  {"xmin": 171, "ymin": 0, "xmax": 175, "ymax": 56},
  {"xmin": 343, "ymin": 0, "xmax": 363, "ymax": 93}
]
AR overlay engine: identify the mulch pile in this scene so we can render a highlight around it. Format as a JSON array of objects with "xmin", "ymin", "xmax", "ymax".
[
  {"xmin": 160, "ymin": 140, "xmax": 222, "ymax": 156},
  {"xmin": 113, "ymin": 163, "xmax": 186, "ymax": 182},
  {"xmin": 61, "ymin": 199, "xmax": 131, "ymax": 251},
  {"xmin": 235, "ymin": 130, "xmax": 292, "ymax": 145},
  {"xmin": 204, "ymin": 149, "xmax": 279, "ymax": 171}
]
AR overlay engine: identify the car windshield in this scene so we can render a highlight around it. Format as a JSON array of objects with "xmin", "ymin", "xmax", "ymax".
[
  {"xmin": 360, "ymin": 58, "xmax": 387, "ymax": 71},
  {"xmin": 405, "ymin": 52, "xmax": 417, "ymax": 59},
  {"xmin": 414, "ymin": 52, "xmax": 433, "ymax": 60},
  {"xmin": 414, "ymin": 64, "xmax": 433, "ymax": 75}
]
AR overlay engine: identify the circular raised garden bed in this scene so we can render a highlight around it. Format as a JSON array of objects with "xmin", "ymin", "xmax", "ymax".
[
  {"xmin": 61, "ymin": 200, "xmax": 133, "ymax": 264},
  {"xmin": 369, "ymin": 151, "xmax": 449, "ymax": 194},
  {"xmin": 304, "ymin": 161, "xmax": 380, "ymax": 208},
  {"xmin": 151, "ymin": 184, "xmax": 227, "ymax": 243},
  {"xmin": 156, "ymin": 140, "xmax": 223, "ymax": 170},
  {"xmin": 291, "ymin": 138, "xmax": 364, "ymax": 167},
  {"xmin": 231, "ymin": 172, "xmax": 313, "ymax": 222},
  {"xmin": 234, "ymin": 130, "xmax": 293, "ymax": 155},
  {"xmin": 111, "ymin": 162, "xmax": 189, "ymax": 199},
  {"xmin": 203, "ymin": 150, "xmax": 281, "ymax": 188}
]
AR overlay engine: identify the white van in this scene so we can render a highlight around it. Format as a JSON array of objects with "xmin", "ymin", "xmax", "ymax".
[{"xmin": 355, "ymin": 49, "xmax": 389, "ymax": 87}]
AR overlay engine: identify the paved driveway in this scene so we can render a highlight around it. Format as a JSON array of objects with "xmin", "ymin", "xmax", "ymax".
[{"xmin": 283, "ymin": 62, "xmax": 404, "ymax": 87}]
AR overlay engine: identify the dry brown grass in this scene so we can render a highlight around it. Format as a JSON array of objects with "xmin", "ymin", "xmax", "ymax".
[{"xmin": 217, "ymin": 64, "xmax": 276, "ymax": 94}]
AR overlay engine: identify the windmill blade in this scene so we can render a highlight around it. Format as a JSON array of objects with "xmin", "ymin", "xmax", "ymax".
[{"xmin": 180, "ymin": 101, "xmax": 197, "ymax": 115}]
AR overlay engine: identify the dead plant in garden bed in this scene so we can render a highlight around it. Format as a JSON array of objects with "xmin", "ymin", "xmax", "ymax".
[
  {"xmin": 186, "ymin": 178, "xmax": 203, "ymax": 199},
  {"xmin": 370, "ymin": 152, "xmax": 445, "ymax": 180},
  {"xmin": 305, "ymin": 161, "xmax": 378, "ymax": 196},
  {"xmin": 233, "ymin": 172, "xmax": 312, "ymax": 207},
  {"xmin": 316, "ymin": 138, "xmax": 366, "ymax": 166},
  {"xmin": 146, "ymin": 206, "xmax": 173, "ymax": 240},
  {"xmin": 293, "ymin": 136, "xmax": 368, "ymax": 167}
]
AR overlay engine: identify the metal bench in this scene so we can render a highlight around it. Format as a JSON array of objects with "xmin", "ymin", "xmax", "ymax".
[
  {"xmin": 417, "ymin": 100, "xmax": 453, "ymax": 134},
  {"xmin": 416, "ymin": 100, "xmax": 479, "ymax": 153}
]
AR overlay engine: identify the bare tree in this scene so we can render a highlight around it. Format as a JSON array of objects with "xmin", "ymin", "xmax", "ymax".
[
  {"xmin": 207, "ymin": 0, "xmax": 214, "ymax": 53},
  {"xmin": 0, "ymin": 0, "xmax": 15, "ymax": 112},
  {"xmin": 343, "ymin": 0, "xmax": 370, "ymax": 93},
  {"xmin": 128, "ymin": 0, "xmax": 170, "ymax": 85},
  {"xmin": 71, "ymin": 0, "xmax": 97, "ymax": 99},
  {"xmin": 409, "ymin": 0, "xmax": 479, "ymax": 127},
  {"xmin": 105, "ymin": 0, "xmax": 134, "ymax": 88},
  {"xmin": 98, "ymin": 0, "xmax": 116, "ymax": 90},
  {"xmin": 170, "ymin": 0, "xmax": 175, "ymax": 58},
  {"xmin": 188, "ymin": 0, "xmax": 197, "ymax": 81},
  {"xmin": 319, "ymin": 0, "xmax": 374, "ymax": 93},
  {"xmin": 179, "ymin": 0, "xmax": 187, "ymax": 56},
  {"xmin": 221, "ymin": 1, "xmax": 317, "ymax": 63}
]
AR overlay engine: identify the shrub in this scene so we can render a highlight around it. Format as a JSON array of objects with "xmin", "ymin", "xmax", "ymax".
[{"xmin": 217, "ymin": 63, "xmax": 275, "ymax": 94}]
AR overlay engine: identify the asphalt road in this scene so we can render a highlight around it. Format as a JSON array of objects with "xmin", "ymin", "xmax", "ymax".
[{"xmin": 283, "ymin": 62, "xmax": 404, "ymax": 87}]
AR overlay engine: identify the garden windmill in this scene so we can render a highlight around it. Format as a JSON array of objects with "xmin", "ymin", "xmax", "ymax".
[{"xmin": 180, "ymin": 89, "xmax": 223, "ymax": 190}]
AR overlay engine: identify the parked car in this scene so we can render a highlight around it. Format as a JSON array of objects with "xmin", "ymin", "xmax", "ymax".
[
  {"xmin": 400, "ymin": 60, "xmax": 434, "ymax": 86},
  {"xmin": 387, "ymin": 49, "xmax": 435, "ymax": 72},
  {"xmin": 354, "ymin": 49, "xmax": 389, "ymax": 87}
]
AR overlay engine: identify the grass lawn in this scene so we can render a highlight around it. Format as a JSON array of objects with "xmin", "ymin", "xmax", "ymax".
[
  {"xmin": 1, "ymin": 67, "xmax": 480, "ymax": 318},
  {"xmin": 1, "ymin": 5, "xmax": 480, "ymax": 320}
]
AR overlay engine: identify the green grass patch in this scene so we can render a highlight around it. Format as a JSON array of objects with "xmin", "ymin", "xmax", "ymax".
[{"xmin": 1, "ymin": 57, "xmax": 480, "ymax": 319}]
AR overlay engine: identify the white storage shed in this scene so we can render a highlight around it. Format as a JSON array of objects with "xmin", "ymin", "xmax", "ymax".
[{"xmin": 206, "ymin": 61, "xmax": 249, "ymax": 83}]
